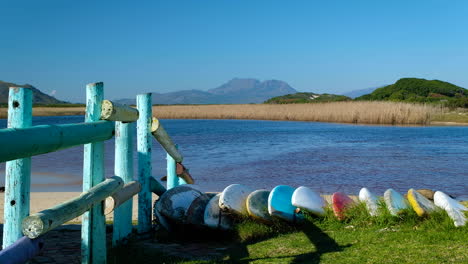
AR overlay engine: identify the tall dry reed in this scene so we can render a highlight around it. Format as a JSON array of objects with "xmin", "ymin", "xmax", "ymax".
[
  {"xmin": 0, "ymin": 107, "xmax": 85, "ymax": 119},
  {"xmin": 0, "ymin": 102, "xmax": 442, "ymax": 125},
  {"xmin": 152, "ymin": 102, "xmax": 442, "ymax": 125}
]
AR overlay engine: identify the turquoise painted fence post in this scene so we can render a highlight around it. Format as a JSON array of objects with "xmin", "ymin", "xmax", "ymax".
[
  {"xmin": 112, "ymin": 121, "xmax": 135, "ymax": 246},
  {"xmin": 81, "ymin": 82, "xmax": 107, "ymax": 264},
  {"xmin": 2, "ymin": 87, "xmax": 32, "ymax": 249},
  {"xmin": 137, "ymin": 93, "xmax": 153, "ymax": 234},
  {"xmin": 166, "ymin": 150, "xmax": 177, "ymax": 189}
]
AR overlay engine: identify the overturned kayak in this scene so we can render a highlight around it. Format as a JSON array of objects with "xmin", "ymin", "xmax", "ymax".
[
  {"xmin": 434, "ymin": 191, "xmax": 467, "ymax": 227},
  {"xmin": 359, "ymin": 187, "xmax": 380, "ymax": 216},
  {"xmin": 246, "ymin": 190, "xmax": 273, "ymax": 222},
  {"xmin": 407, "ymin": 188, "xmax": 437, "ymax": 217},
  {"xmin": 292, "ymin": 186, "xmax": 326, "ymax": 216},
  {"xmin": 384, "ymin": 189, "xmax": 410, "ymax": 216}
]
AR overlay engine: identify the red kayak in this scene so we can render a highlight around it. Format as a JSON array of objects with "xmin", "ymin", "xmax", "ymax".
[{"xmin": 332, "ymin": 192, "xmax": 355, "ymax": 220}]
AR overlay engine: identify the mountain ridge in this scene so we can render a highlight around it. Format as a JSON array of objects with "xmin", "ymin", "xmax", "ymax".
[
  {"xmin": 116, "ymin": 78, "xmax": 298, "ymax": 105},
  {"xmin": 0, "ymin": 80, "xmax": 67, "ymax": 105}
]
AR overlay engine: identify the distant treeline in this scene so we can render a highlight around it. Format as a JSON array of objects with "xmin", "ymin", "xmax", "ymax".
[
  {"xmin": 355, "ymin": 78, "xmax": 468, "ymax": 108},
  {"xmin": 265, "ymin": 78, "xmax": 468, "ymax": 108}
]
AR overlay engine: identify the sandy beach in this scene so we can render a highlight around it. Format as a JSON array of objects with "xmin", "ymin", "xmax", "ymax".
[{"xmin": 0, "ymin": 192, "xmax": 160, "ymax": 224}]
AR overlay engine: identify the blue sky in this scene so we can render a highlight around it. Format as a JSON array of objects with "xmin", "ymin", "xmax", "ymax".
[{"xmin": 1, "ymin": 1, "xmax": 468, "ymax": 103}]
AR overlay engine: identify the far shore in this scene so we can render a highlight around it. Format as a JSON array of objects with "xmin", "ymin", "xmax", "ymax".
[{"xmin": 0, "ymin": 103, "xmax": 467, "ymax": 125}]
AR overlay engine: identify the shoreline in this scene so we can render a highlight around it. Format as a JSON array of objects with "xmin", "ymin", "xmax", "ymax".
[
  {"xmin": 1, "ymin": 192, "xmax": 466, "ymax": 224},
  {"xmin": 0, "ymin": 105, "xmax": 467, "ymax": 126}
]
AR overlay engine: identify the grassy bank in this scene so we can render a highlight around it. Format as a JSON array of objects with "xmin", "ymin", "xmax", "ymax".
[
  {"xmin": 0, "ymin": 101, "xmax": 464, "ymax": 125},
  {"xmin": 108, "ymin": 203, "xmax": 468, "ymax": 264}
]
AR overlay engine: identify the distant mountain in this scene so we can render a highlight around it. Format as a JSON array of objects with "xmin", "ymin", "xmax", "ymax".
[
  {"xmin": 265, "ymin": 92, "xmax": 351, "ymax": 104},
  {"xmin": 355, "ymin": 78, "xmax": 468, "ymax": 107},
  {"xmin": 0, "ymin": 80, "xmax": 67, "ymax": 105},
  {"xmin": 116, "ymin": 78, "xmax": 297, "ymax": 105},
  {"xmin": 343, "ymin": 87, "xmax": 382, "ymax": 99}
]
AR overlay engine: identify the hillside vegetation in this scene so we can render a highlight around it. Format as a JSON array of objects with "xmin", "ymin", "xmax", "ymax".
[
  {"xmin": 356, "ymin": 78, "xmax": 468, "ymax": 108},
  {"xmin": 0, "ymin": 80, "xmax": 67, "ymax": 105},
  {"xmin": 265, "ymin": 92, "xmax": 350, "ymax": 104}
]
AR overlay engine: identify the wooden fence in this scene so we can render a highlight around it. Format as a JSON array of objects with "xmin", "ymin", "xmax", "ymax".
[{"xmin": 0, "ymin": 83, "xmax": 189, "ymax": 264}]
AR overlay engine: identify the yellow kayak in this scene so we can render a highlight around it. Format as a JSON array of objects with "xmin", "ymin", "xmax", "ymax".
[{"xmin": 407, "ymin": 188, "xmax": 437, "ymax": 217}]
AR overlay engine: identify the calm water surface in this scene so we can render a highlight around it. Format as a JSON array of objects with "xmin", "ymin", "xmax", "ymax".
[{"xmin": 0, "ymin": 116, "xmax": 467, "ymax": 200}]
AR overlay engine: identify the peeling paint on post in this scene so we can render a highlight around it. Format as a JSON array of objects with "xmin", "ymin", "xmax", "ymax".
[
  {"xmin": 81, "ymin": 82, "xmax": 107, "ymax": 264},
  {"xmin": 2, "ymin": 87, "xmax": 32, "ymax": 249},
  {"xmin": 113, "ymin": 121, "xmax": 135, "ymax": 246},
  {"xmin": 137, "ymin": 93, "xmax": 152, "ymax": 234}
]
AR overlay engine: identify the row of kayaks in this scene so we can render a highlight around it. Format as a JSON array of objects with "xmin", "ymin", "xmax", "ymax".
[{"xmin": 153, "ymin": 184, "xmax": 467, "ymax": 230}]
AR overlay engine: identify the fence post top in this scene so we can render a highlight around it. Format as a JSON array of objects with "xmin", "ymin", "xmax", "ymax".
[
  {"xmin": 9, "ymin": 86, "xmax": 32, "ymax": 91},
  {"xmin": 137, "ymin": 93, "xmax": 152, "ymax": 96},
  {"xmin": 86, "ymin": 82, "xmax": 104, "ymax": 88}
]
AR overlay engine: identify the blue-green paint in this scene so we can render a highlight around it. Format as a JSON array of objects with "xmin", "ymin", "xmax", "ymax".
[
  {"xmin": 0, "ymin": 121, "xmax": 114, "ymax": 163},
  {"xmin": 178, "ymin": 170, "xmax": 188, "ymax": 185},
  {"xmin": 113, "ymin": 121, "xmax": 134, "ymax": 246},
  {"xmin": 166, "ymin": 151, "xmax": 177, "ymax": 190},
  {"xmin": 149, "ymin": 176, "xmax": 167, "ymax": 196},
  {"xmin": 2, "ymin": 87, "xmax": 32, "ymax": 249},
  {"xmin": 137, "ymin": 93, "xmax": 152, "ymax": 234},
  {"xmin": 82, "ymin": 82, "xmax": 107, "ymax": 264}
]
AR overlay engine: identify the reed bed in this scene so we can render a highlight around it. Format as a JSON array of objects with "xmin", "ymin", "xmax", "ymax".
[
  {"xmin": 0, "ymin": 102, "xmax": 443, "ymax": 125},
  {"xmin": 153, "ymin": 101, "xmax": 442, "ymax": 125}
]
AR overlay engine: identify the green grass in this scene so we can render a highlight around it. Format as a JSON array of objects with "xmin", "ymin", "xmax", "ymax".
[{"xmin": 108, "ymin": 202, "xmax": 468, "ymax": 264}]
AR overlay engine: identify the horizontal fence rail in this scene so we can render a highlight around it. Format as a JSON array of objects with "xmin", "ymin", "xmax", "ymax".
[
  {"xmin": 151, "ymin": 117, "xmax": 183, "ymax": 163},
  {"xmin": 105, "ymin": 181, "xmax": 141, "ymax": 215},
  {"xmin": 101, "ymin": 100, "xmax": 139, "ymax": 122},
  {"xmin": 150, "ymin": 176, "xmax": 167, "ymax": 196},
  {"xmin": 0, "ymin": 121, "xmax": 114, "ymax": 163},
  {"xmin": 22, "ymin": 176, "xmax": 124, "ymax": 239}
]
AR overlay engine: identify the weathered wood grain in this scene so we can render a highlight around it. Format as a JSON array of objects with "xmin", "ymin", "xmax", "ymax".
[
  {"xmin": 101, "ymin": 100, "xmax": 139, "ymax": 122},
  {"xmin": 151, "ymin": 117, "xmax": 183, "ymax": 163},
  {"xmin": 22, "ymin": 176, "xmax": 123, "ymax": 239},
  {"xmin": 81, "ymin": 82, "xmax": 107, "ymax": 264},
  {"xmin": 137, "ymin": 93, "xmax": 153, "ymax": 234},
  {"xmin": 106, "ymin": 181, "xmax": 140, "ymax": 215},
  {"xmin": 112, "ymin": 121, "xmax": 135, "ymax": 246},
  {"xmin": 3, "ymin": 87, "xmax": 32, "ymax": 249}
]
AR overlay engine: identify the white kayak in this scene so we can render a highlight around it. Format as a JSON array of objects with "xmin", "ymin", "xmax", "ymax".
[
  {"xmin": 359, "ymin": 187, "xmax": 380, "ymax": 216},
  {"xmin": 219, "ymin": 184, "xmax": 254, "ymax": 216},
  {"xmin": 434, "ymin": 191, "xmax": 467, "ymax": 227},
  {"xmin": 204, "ymin": 193, "xmax": 233, "ymax": 230},
  {"xmin": 384, "ymin": 188, "xmax": 409, "ymax": 216},
  {"xmin": 291, "ymin": 186, "xmax": 325, "ymax": 216}
]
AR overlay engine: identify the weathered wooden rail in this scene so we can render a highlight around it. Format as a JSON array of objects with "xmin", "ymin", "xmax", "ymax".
[{"xmin": 0, "ymin": 83, "xmax": 192, "ymax": 264}]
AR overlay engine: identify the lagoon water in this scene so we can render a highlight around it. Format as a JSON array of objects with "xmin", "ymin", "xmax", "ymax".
[{"xmin": 0, "ymin": 116, "xmax": 467, "ymax": 200}]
